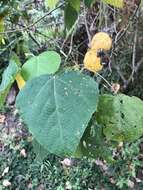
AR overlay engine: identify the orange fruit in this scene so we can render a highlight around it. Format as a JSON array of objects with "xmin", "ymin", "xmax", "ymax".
[
  {"xmin": 90, "ymin": 32, "xmax": 112, "ymax": 51},
  {"xmin": 84, "ymin": 50, "xmax": 103, "ymax": 73}
]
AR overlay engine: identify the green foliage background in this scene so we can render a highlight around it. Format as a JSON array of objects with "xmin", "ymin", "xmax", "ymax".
[{"xmin": 1, "ymin": 0, "xmax": 143, "ymax": 189}]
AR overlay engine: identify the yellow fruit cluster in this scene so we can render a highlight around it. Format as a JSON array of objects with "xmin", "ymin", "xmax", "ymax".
[{"xmin": 84, "ymin": 32, "xmax": 112, "ymax": 73}]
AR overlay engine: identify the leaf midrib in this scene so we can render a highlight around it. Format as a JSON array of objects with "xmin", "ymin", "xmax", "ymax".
[{"xmin": 53, "ymin": 77, "xmax": 64, "ymax": 148}]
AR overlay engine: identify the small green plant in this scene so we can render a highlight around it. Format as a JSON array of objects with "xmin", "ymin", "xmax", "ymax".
[{"xmin": 0, "ymin": 0, "xmax": 142, "ymax": 163}]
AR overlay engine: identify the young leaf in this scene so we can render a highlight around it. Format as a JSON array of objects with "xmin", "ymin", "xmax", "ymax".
[
  {"xmin": 16, "ymin": 71, "xmax": 99, "ymax": 156},
  {"xmin": 45, "ymin": 0, "xmax": 59, "ymax": 9},
  {"xmin": 67, "ymin": 0, "xmax": 80, "ymax": 11},
  {"xmin": 75, "ymin": 121, "xmax": 113, "ymax": 162},
  {"xmin": 0, "ymin": 17, "xmax": 5, "ymax": 44},
  {"xmin": 21, "ymin": 51, "xmax": 61, "ymax": 81},
  {"xmin": 84, "ymin": 0, "xmax": 96, "ymax": 7},
  {"xmin": 64, "ymin": 3, "xmax": 78, "ymax": 30},
  {"xmin": 96, "ymin": 94, "xmax": 143, "ymax": 142},
  {"xmin": 15, "ymin": 73, "xmax": 26, "ymax": 90},
  {"xmin": 0, "ymin": 57, "xmax": 20, "ymax": 108},
  {"xmin": 102, "ymin": 0, "xmax": 124, "ymax": 8}
]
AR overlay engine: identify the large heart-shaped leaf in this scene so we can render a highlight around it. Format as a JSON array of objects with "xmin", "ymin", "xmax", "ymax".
[
  {"xmin": 0, "ymin": 56, "xmax": 20, "ymax": 108},
  {"xmin": 96, "ymin": 94, "xmax": 143, "ymax": 142},
  {"xmin": 16, "ymin": 71, "xmax": 99, "ymax": 156},
  {"xmin": 21, "ymin": 51, "xmax": 61, "ymax": 80}
]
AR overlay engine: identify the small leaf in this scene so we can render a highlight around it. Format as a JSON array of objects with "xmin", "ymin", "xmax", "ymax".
[
  {"xmin": 0, "ymin": 5, "xmax": 9, "ymax": 18},
  {"xmin": 0, "ymin": 17, "xmax": 5, "ymax": 44},
  {"xmin": 102, "ymin": 0, "xmax": 124, "ymax": 8},
  {"xmin": 84, "ymin": 0, "xmax": 96, "ymax": 7},
  {"xmin": 64, "ymin": 3, "xmax": 78, "ymax": 30},
  {"xmin": 67, "ymin": 0, "xmax": 80, "ymax": 11},
  {"xmin": 96, "ymin": 94, "xmax": 143, "ymax": 142},
  {"xmin": 21, "ymin": 51, "xmax": 61, "ymax": 80},
  {"xmin": 75, "ymin": 121, "xmax": 113, "ymax": 162},
  {"xmin": 11, "ymin": 52, "xmax": 22, "ymax": 67},
  {"xmin": 0, "ymin": 57, "xmax": 19, "ymax": 108},
  {"xmin": 45, "ymin": 0, "xmax": 59, "ymax": 9},
  {"xmin": 15, "ymin": 73, "xmax": 26, "ymax": 90},
  {"xmin": 16, "ymin": 71, "xmax": 99, "ymax": 156}
]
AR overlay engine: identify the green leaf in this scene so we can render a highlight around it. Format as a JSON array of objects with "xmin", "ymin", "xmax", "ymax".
[
  {"xmin": 0, "ymin": 56, "xmax": 20, "ymax": 108},
  {"xmin": 67, "ymin": 0, "xmax": 80, "ymax": 11},
  {"xmin": 0, "ymin": 5, "xmax": 9, "ymax": 18},
  {"xmin": 64, "ymin": 3, "xmax": 78, "ymax": 30},
  {"xmin": 96, "ymin": 94, "xmax": 143, "ymax": 142},
  {"xmin": 16, "ymin": 71, "xmax": 99, "ymax": 156},
  {"xmin": 32, "ymin": 139, "xmax": 49, "ymax": 162},
  {"xmin": 75, "ymin": 120, "xmax": 113, "ymax": 162},
  {"xmin": 21, "ymin": 51, "xmax": 61, "ymax": 81},
  {"xmin": 102, "ymin": 0, "xmax": 124, "ymax": 8},
  {"xmin": 45, "ymin": 0, "xmax": 59, "ymax": 9},
  {"xmin": 0, "ymin": 18, "xmax": 4, "ymax": 43},
  {"xmin": 84, "ymin": 0, "xmax": 96, "ymax": 7},
  {"xmin": 11, "ymin": 52, "xmax": 22, "ymax": 67}
]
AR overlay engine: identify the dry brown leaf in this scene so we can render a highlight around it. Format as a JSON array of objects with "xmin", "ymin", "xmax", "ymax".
[
  {"xmin": 111, "ymin": 83, "xmax": 120, "ymax": 94},
  {"xmin": 61, "ymin": 158, "xmax": 73, "ymax": 167},
  {"xmin": 2, "ymin": 167, "xmax": 9, "ymax": 177},
  {"xmin": 3, "ymin": 180, "xmax": 11, "ymax": 187},
  {"xmin": 127, "ymin": 180, "xmax": 134, "ymax": 189},
  {"xmin": 0, "ymin": 114, "xmax": 5, "ymax": 124},
  {"xmin": 20, "ymin": 148, "xmax": 27, "ymax": 158}
]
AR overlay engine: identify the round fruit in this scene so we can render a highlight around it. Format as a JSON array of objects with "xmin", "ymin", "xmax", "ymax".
[
  {"xmin": 84, "ymin": 50, "xmax": 103, "ymax": 73},
  {"xmin": 90, "ymin": 32, "xmax": 112, "ymax": 51}
]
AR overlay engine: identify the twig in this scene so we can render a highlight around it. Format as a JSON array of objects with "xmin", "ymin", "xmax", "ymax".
[
  {"xmin": 0, "ymin": 39, "xmax": 17, "ymax": 56},
  {"xmin": 125, "ymin": 57, "xmax": 143, "ymax": 88},
  {"xmin": 115, "ymin": 3, "xmax": 140, "ymax": 44},
  {"xmin": 115, "ymin": 65, "xmax": 127, "ymax": 83},
  {"xmin": 64, "ymin": 29, "xmax": 75, "ymax": 62},
  {"xmin": 61, "ymin": 19, "xmax": 78, "ymax": 51},
  {"xmin": 90, "ymin": 13, "xmax": 99, "ymax": 33},
  {"xmin": 28, "ymin": 32, "xmax": 42, "ymax": 48},
  {"xmin": 84, "ymin": 5, "xmax": 91, "ymax": 44},
  {"xmin": 130, "ymin": 22, "xmax": 138, "ymax": 81},
  {"xmin": 95, "ymin": 72, "xmax": 112, "ymax": 88},
  {"xmin": 123, "ymin": 9, "xmax": 140, "ymax": 89}
]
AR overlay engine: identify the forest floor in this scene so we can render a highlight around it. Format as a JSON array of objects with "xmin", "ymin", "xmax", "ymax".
[{"xmin": 0, "ymin": 106, "xmax": 143, "ymax": 190}]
